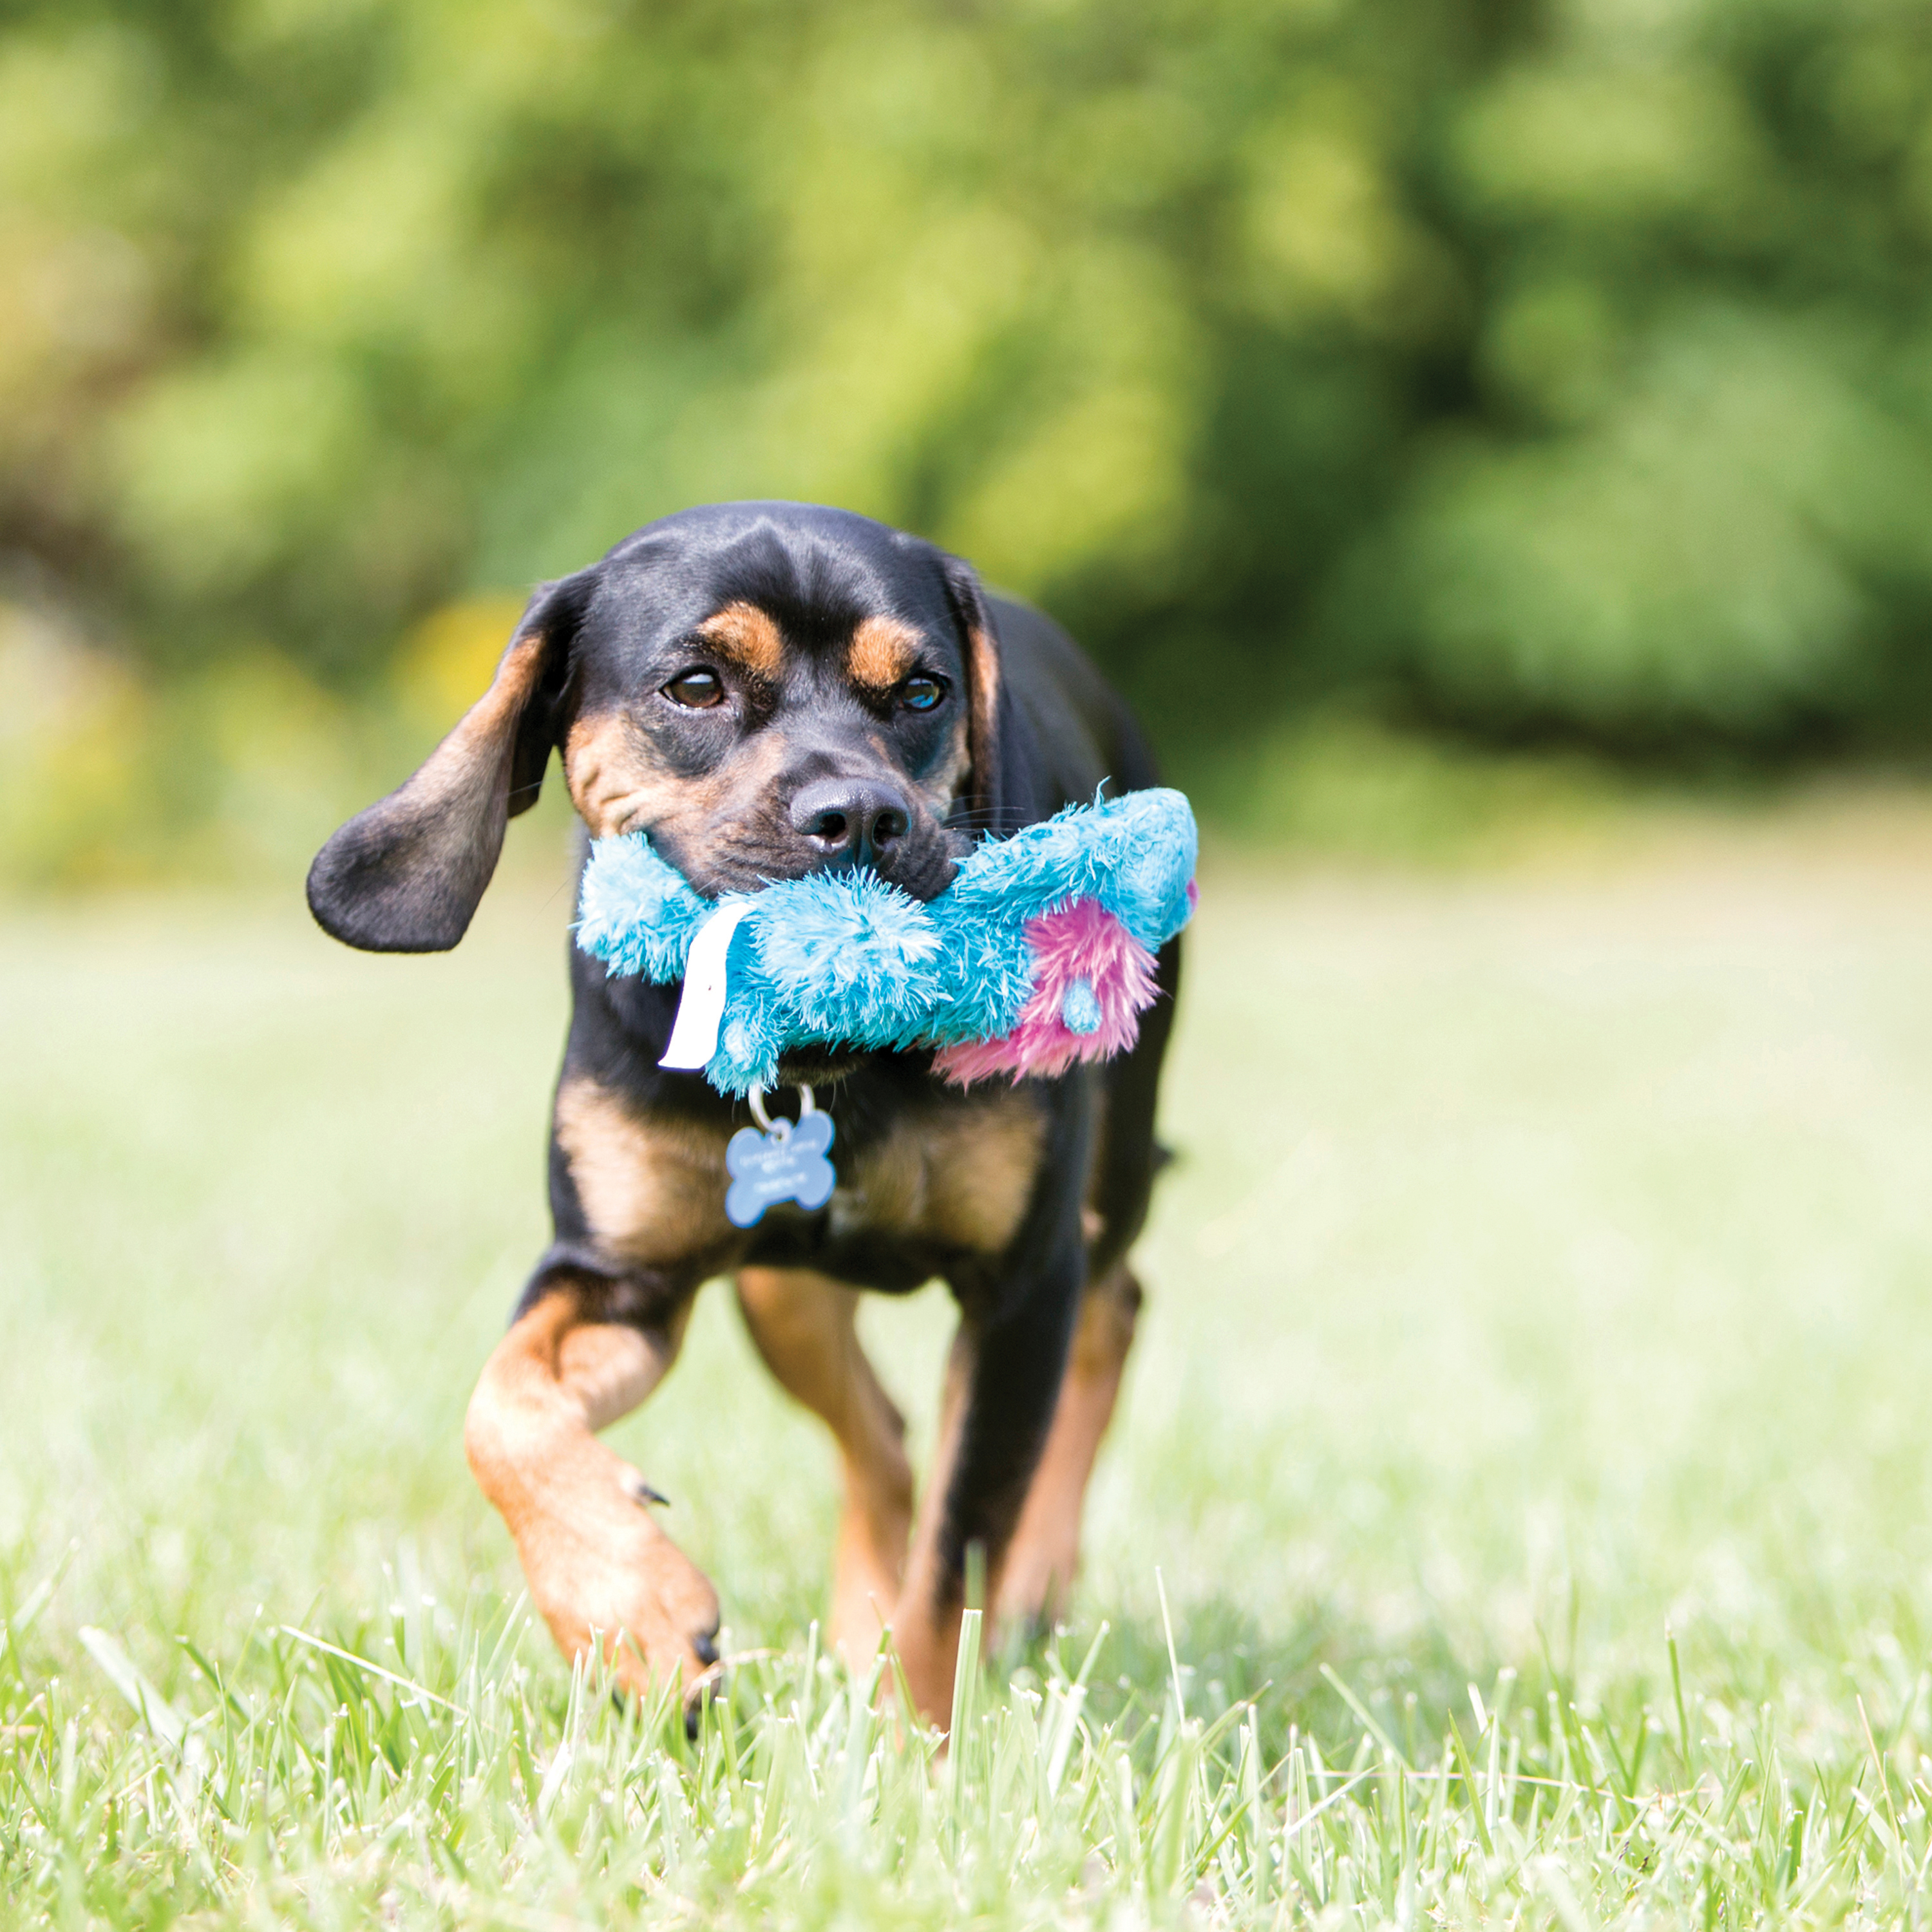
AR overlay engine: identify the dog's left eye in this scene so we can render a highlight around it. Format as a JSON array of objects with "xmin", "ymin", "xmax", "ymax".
[
  {"xmin": 899, "ymin": 676, "xmax": 946, "ymax": 713},
  {"xmin": 663, "ymin": 668, "xmax": 724, "ymax": 708}
]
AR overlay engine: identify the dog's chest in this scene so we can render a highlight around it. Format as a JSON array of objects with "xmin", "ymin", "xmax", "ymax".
[
  {"xmin": 739, "ymin": 1088, "xmax": 1046, "ymax": 1265},
  {"xmin": 844, "ymin": 1093, "xmax": 1044, "ymax": 1250}
]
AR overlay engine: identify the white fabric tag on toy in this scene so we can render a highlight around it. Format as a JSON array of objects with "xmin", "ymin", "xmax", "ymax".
[{"xmin": 659, "ymin": 901, "xmax": 756, "ymax": 1071}]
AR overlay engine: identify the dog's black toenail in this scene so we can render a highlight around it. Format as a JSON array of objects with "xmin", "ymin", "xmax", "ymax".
[{"xmin": 621, "ymin": 1471, "xmax": 670, "ymax": 1508}]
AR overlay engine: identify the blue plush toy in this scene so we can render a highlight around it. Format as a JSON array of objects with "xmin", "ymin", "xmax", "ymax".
[{"xmin": 574, "ymin": 786, "xmax": 1198, "ymax": 1100}]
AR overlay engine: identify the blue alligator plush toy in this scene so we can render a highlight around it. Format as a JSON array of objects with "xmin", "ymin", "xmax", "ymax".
[{"xmin": 574, "ymin": 786, "xmax": 1197, "ymax": 1097}]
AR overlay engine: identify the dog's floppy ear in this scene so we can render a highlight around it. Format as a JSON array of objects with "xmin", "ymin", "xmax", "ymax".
[
  {"xmin": 307, "ymin": 571, "xmax": 594, "ymax": 953},
  {"xmin": 938, "ymin": 554, "xmax": 1009, "ymax": 831}
]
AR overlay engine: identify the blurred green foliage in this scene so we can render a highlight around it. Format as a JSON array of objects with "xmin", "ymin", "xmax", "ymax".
[{"xmin": 4, "ymin": 0, "xmax": 1932, "ymax": 882}]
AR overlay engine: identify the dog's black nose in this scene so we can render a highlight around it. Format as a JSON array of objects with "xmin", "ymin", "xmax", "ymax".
[{"xmin": 789, "ymin": 777, "xmax": 911, "ymax": 869}]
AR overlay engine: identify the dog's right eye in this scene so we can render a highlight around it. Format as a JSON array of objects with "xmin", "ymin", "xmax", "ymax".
[{"xmin": 663, "ymin": 668, "xmax": 724, "ymax": 709}]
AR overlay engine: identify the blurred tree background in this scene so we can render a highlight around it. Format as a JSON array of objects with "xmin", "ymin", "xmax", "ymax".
[{"xmin": 4, "ymin": 0, "xmax": 1931, "ymax": 882}]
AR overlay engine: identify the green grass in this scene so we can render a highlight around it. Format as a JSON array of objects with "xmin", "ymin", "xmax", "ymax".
[{"xmin": 5, "ymin": 814, "xmax": 1932, "ymax": 1927}]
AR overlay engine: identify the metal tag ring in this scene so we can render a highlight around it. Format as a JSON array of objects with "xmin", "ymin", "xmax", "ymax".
[{"xmin": 746, "ymin": 1083, "xmax": 816, "ymax": 1133}]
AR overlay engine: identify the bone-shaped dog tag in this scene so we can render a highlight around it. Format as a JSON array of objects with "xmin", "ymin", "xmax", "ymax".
[{"xmin": 724, "ymin": 1111, "xmax": 837, "ymax": 1228}]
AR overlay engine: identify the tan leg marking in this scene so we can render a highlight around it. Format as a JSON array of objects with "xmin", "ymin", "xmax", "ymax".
[
  {"xmin": 464, "ymin": 1285, "xmax": 720, "ymax": 1709},
  {"xmin": 994, "ymin": 1264, "xmax": 1142, "ymax": 1627},
  {"xmin": 734, "ymin": 1269, "xmax": 914, "ymax": 1663},
  {"xmin": 890, "ymin": 1331, "xmax": 976, "ymax": 1725}
]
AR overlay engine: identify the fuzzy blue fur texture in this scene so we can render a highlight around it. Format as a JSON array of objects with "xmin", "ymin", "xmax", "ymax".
[{"xmin": 573, "ymin": 786, "xmax": 1197, "ymax": 1094}]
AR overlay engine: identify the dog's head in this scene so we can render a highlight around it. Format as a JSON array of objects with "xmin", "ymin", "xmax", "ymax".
[{"xmin": 307, "ymin": 504, "xmax": 1007, "ymax": 952}]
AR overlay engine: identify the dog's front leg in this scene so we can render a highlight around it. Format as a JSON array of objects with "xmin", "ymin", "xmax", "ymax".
[
  {"xmin": 464, "ymin": 1280, "xmax": 721, "ymax": 1718},
  {"xmin": 891, "ymin": 1227, "xmax": 1087, "ymax": 1726},
  {"xmin": 994, "ymin": 1261, "xmax": 1143, "ymax": 1627}
]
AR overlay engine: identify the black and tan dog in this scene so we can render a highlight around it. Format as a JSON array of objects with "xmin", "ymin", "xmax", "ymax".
[{"xmin": 308, "ymin": 502, "xmax": 1180, "ymax": 1727}]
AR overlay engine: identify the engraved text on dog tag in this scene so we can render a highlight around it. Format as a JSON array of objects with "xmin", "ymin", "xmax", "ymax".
[{"xmin": 724, "ymin": 1112, "xmax": 837, "ymax": 1228}]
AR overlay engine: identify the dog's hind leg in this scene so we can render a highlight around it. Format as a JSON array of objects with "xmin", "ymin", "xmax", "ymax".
[
  {"xmin": 734, "ymin": 1268, "xmax": 914, "ymax": 1664},
  {"xmin": 992, "ymin": 1262, "xmax": 1142, "ymax": 1628},
  {"xmin": 464, "ymin": 1279, "xmax": 721, "ymax": 1723}
]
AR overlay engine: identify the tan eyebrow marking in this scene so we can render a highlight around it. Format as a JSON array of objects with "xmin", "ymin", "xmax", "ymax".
[
  {"xmin": 846, "ymin": 616, "xmax": 925, "ymax": 692},
  {"xmin": 695, "ymin": 601, "xmax": 786, "ymax": 680}
]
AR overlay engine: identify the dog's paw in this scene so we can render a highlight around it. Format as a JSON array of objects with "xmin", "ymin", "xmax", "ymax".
[
  {"xmin": 992, "ymin": 1533, "xmax": 1078, "ymax": 1633},
  {"xmin": 826, "ymin": 1454, "xmax": 913, "ymax": 1667},
  {"xmin": 511, "ymin": 1437, "xmax": 723, "ymax": 1715},
  {"xmin": 885, "ymin": 1606, "xmax": 960, "ymax": 1729}
]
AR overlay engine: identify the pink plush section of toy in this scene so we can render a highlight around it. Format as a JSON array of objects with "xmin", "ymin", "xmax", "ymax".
[{"xmin": 931, "ymin": 897, "xmax": 1159, "ymax": 1087}]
